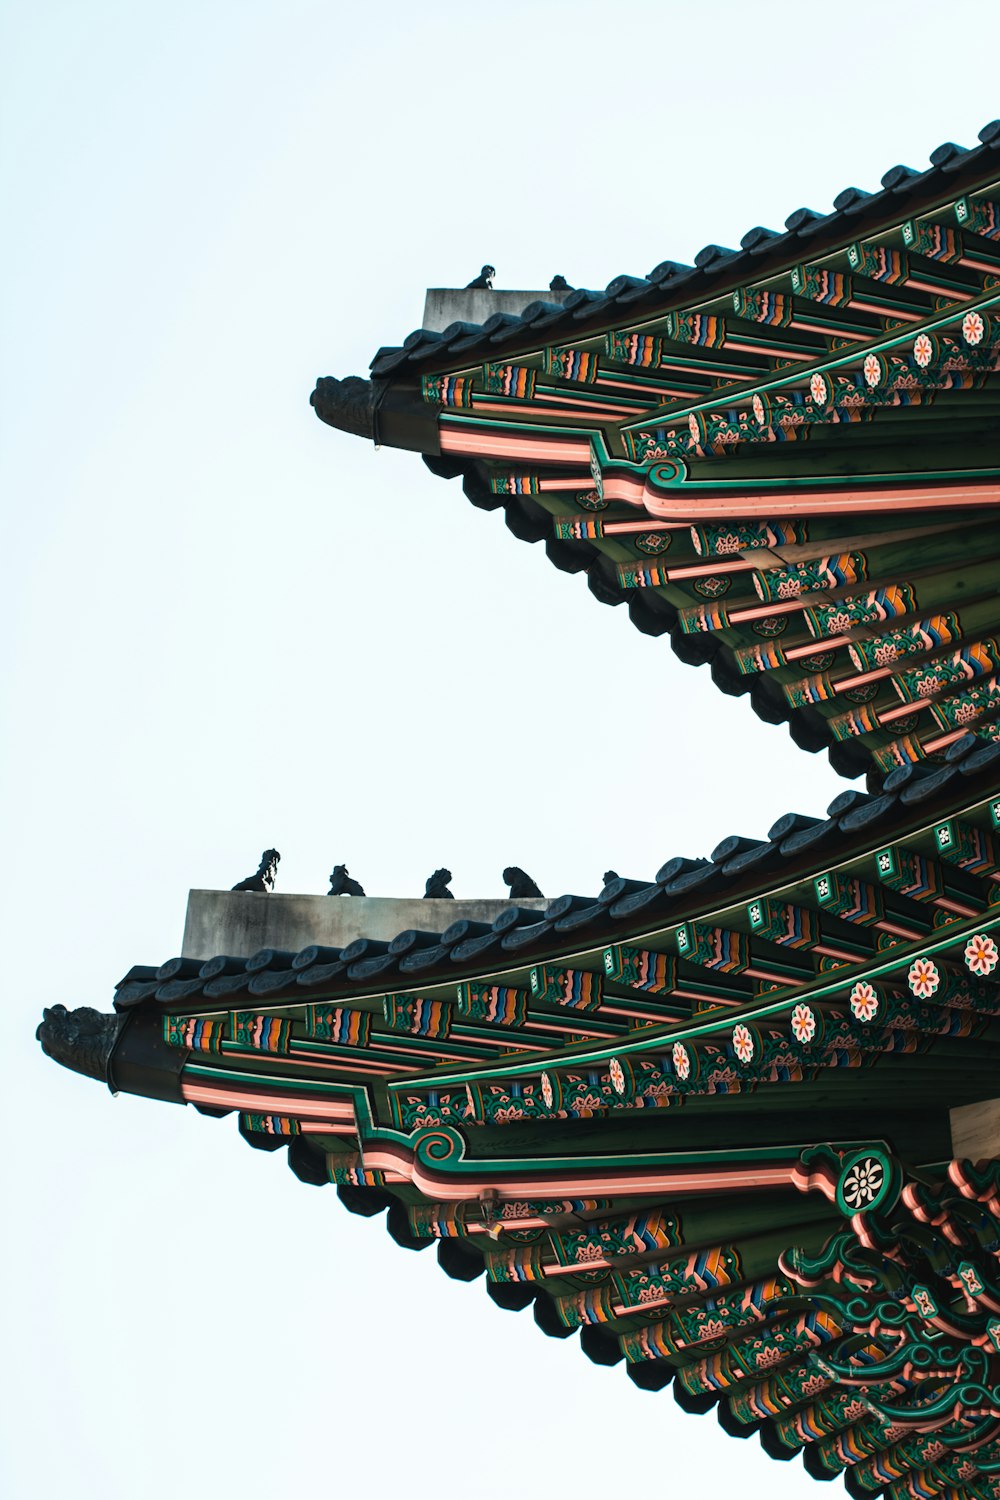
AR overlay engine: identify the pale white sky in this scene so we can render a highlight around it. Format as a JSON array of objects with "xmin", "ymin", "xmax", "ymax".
[{"xmin": 3, "ymin": 4, "xmax": 998, "ymax": 1497}]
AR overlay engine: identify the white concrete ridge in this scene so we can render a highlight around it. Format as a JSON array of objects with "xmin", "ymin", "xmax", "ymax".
[
  {"xmin": 182, "ymin": 889, "xmax": 548, "ymax": 960},
  {"xmin": 421, "ymin": 287, "xmax": 572, "ymax": 333}
]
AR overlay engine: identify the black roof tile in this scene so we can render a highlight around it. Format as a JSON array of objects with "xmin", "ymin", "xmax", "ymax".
[
  {"xmin": 961, "ymin": 741, "xmax": 1000, "ymax": 777},
  {"xmin": 664, "ymin": 862, "xmax": 722, "ymax": 898},
  {"xmin": 899, "ymin": 765, "xmax": 960, "ymax": 803},
  {"xmin": 721, "ymin": 840, "xmax": 783, "ymax": 878},
  {"xmin": 767, "ymin": 812, "xmax": 822, "ymax": 842},
  {"xmin": 837, "ymin": 792, "xmax": 898, "ymax": 833},
  {"xmin": 347, "ymin": 953, "xmax": 400, "ymax": 983},
  {"xmin": 248, "ymin": 969, "xmax": 300, "ymax": 999},
  {"xmin": 398, "ymin": 942, "xmax": 452, "ymax": 974},
  {"xmin": 157, "ymin": 956, "xmax": 202, "ymax": 981},
  {"xmin": 291, "ymin": 944, "xmax": 343, "ymax": 970},
  {"xmin": 778, "ymin": 817, "xmax": 839, "ymax": 858},
  {"xmin": 943, "ymin": 734, "xmax": 978, "ymax": 764},
  {"xmin": 294, "ymin": 958, "xmax": 351, "ymax": 988},
  {"xmin": 740, "ymin": 227, "xmax": 781, "ymax": 251},
  {"xmin": 449, "ymin": 930, "xmax": 505, "ymax": 964},
  {"xmin": 500, "ymin": 920, "xmax": 556, "ymax": 953},
  {"xmin": 247, "ymin": 949, "xmax": 297, "ymax": 973}
]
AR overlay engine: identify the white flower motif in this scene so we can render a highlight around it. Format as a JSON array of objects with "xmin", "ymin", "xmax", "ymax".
[
  {"xmin": 810, "ymin": 372, "xmax": 829, "ymax": 405},
  {"xmin": 777, "ymin": 577, "xmax": 802, "ymax": 599},
  {"xmin": 965, "ymin": 934, "xmax": 999, "ymax": 977},
  {"xmin": 540, "ymin": 1072, "xmax": 554, "ymax": 1109},
  {"xmin": 849, "ymin": 981, "xmax": 879, "ymax": 1023},
  {"xmin": 874, "ymin": 642, "xmax": 900, "ymax": 666},
  {"xmin": 732, "ymin": 1024, "xmax": 755, "ymax": 1064},
  {"xmin": 913, "ymin": 333, "xmax": 934, "ymax": 368},
  {"xmin": 822, "ymin": 610, "xmax": 855, "ymax": 637},
  {"xmin": 954, "ymin": 701, "xmax": 979, "ymax": 724},
  {"xmin": 712, "ymin": 533, "xmax": 743, "ymax": 556},
  {"xmin": 688, "ymin": 413, "xmax": 702, "ymax": 443},
  {"xmin": 790, "ymin": 1004, "xmax": 816, "ymax": 1043},
  {"xmin": 963, "ymin": 310, "xmax": 985, "ymax": 346},
  {"xmin": 752, "ymin": 393, "xmax": 767, "ymax": 425},
  {"xmin": 841, "ymin": 1155, "xmax": 885, "ymax": 1210},
  {"xmin": 672, "ymin": 1041, "xmax": 691, "ymax": 1081},
  {"xmin": 863, "ymin": 353, "xmax": 882, "ymax": 388},
  {"xmin": 908, "ymin": 958, "xmax": 940, "ymax": 1000},
  {"xmin": 608, "ymin": 1056, "xmax": 627, "ymax": 1096},
  {"xmin": 915, "ymin": 674, "xmax": 942, "ymax": 698}
]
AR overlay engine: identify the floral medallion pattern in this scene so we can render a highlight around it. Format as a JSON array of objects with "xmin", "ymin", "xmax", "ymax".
[
  {"xmin": 752, "ymin": 615, "xmax": 788, "ymax": 638},
  {"xmin": 694, "ymin": 575, "xmax": 732, "ymax": 599},
  {"xmin": 634, "ymin": 532, "xmax": 671, "ymax": 556},
  {"xmin": 963, "ymin": 310, "xmax": 986, "ymax": 346},
  {"xmin": 809, "ymin": 372, "xmax": 829, "ymax": 405},
  {"xmin": 840, "ymin": 1155, "xmax": 886, "ymax": 1211},
  {"xmin": 863, "ymin": 352, "xmax": 883, "ymax": 388},
  {"xmin": 849, "ymin": 981, "xmax": 879, "ymax": 1022},
  {"xmin": 540, "ymin": 1072, "xmax": 554, "ymax": 1109},
  {"xmin": 908, "ymin": 957, "xmax": 940, "ymax": 1000},
  {"xmin": 790, "ymin": 1003, "xmax": 816, "ymax": 1043},
  {"xmin": 608, "ymin": 1056, "xmax": 627, "ymax": 1096},
  {"xmin": 913, "ymin": 332, "xmax": 934, "ymax": 368},
  {"xmin": 964, "ymin": 933, "xmax": 999, "ymax": 977},
  {"xmin": 732, "ymin": 1024, "xmax": 755, "ymax": 1064}
]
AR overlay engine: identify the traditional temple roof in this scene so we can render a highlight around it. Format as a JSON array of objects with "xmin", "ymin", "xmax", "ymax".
[
  {"xmin": 314, "ymin": 121, "xmax": 1000, "ymax": 777},
  {"xmin": 41, "ymin": 123, "xmax": 1000, "ymax": 1500}
]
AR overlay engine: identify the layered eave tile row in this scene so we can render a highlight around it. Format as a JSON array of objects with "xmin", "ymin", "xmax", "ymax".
[{"xmin": 313, "ymin": 122, "xmax": 1000, "ymax": 778}]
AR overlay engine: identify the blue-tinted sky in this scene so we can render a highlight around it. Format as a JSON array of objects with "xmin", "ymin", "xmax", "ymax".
[{"xmin": 3, "ymin": 4, "xmax": 998, "ymax": 1496}]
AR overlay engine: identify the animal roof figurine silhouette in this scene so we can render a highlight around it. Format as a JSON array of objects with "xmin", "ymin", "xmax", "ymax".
[
  {"xmin": 465, "ymin": 264, "xmax": 494, "ymax": 290},
  {"xmin": 231, "ymin": 848, "xmax": 280, "ymax": 893},
  {"xmin": 502, "ymin": 865, "xmax": 543, "ymax": 898},
  {"xmin": 328, "ymin": 864, "xmax": 365, "ymax": 897},
  {"xmin": 548, "ymin": 274, "xmax": 572, "ymax": 291},
  {"xmin": 423, "ymin": 867, "xmax": 454, "ymax": 898}
]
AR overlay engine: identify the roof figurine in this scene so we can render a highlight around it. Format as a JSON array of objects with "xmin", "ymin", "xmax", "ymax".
[
  {"xmin": 502, "ymin": 865, "xmax": 543, "ymax": 898},
  {"xmin": 231, "ymin": 848, "xmax": 280, "ymax": 893},
  {"xmin": 422, "ymin": 867, "xmax": 454, "ymax": 898},
  {"xmin": 328, "ymin": 864, "xmax": 365, "ymax": 897},
  {"xmin": 548, "ymin": 274, "xmax": 573, "ymax": 291},
  {"xmin": 465, "ymin": 264, "xmax": 494, "ymax": 289}
]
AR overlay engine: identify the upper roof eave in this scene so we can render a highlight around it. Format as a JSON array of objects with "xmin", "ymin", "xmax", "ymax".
[{"xmin": 371, "ymin": 127, "xmax": 1000, "ymax": 380}]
